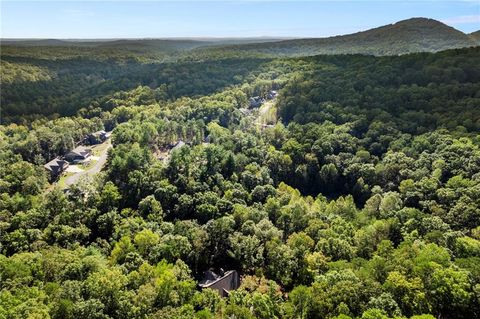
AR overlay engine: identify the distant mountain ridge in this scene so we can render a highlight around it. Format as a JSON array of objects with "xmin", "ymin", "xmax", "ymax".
[
  {"xmin": 0, "ymin": 38, "xmax": 288, "ymax": 48},
  {"xmin": 1, "ymin": 18, "xmax": 477, "ymax": 58},
  {"xmin": 203, "ymin": 18, "xmax": 478, "ymax": 56}
]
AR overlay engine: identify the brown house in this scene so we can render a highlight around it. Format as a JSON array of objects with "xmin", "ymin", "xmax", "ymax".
[
  {"xmin": 44, "ymin": 158, "xmax": 69, "ymax": 181},
  {"xmin": 199, "ymin": 269, "xmax": 240, "ymax": 297}
]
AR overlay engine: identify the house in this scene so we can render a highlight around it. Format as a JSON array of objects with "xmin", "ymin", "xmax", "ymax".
[
  {"xmin": 199, "ymin": 269, "xmax": 240, "ymax": 297},
  {"xmin": 171, "ymin": 140, "xmax": 186, "ymax": 152},
  {"xmin": 65, "ymin": 146, "xmax": 92, "ymax": 163},
  {"xmin": 266, "ymin": 90, "xmax": 278, "ymax": 100},
  {"xmin": 249, "ymin": 96, "xmax": 264, "ymax": 108},
  {"xmin": 44, "ymin": 158, "xmax": 69, "ymax": 181},
  {"xmin": 86, "ymin": 130, "xmax": 108, "ymax": 145}
]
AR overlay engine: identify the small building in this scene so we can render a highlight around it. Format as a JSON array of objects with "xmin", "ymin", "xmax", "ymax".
[
  {"xmin": 44, "ymin": 158, "xmax": 69, "ymax": 181},
  {"xmin": 86, "ymin": 130, "xmax": 108, "ymax": 145},
  {"xmin": 65, "ymin": 146, "xmax": 92, "ymax": 163},
  {"xmin": 171, "ymin": 140, "xmax": 186, "ymax": 152},
  {"xmin": 266, "ymin": 90, "xmax": 278, "ymax": 100},
  {"xmin": 262, "ymin": 124, "xmax": 275, "ymax": 129},
  {"xmin": 249, "ymin": 96, "xmax": 264, "ymax": 108},
  {"xmin": 199, "ymin": 269, "xmax": 240, "ymax": 297}
]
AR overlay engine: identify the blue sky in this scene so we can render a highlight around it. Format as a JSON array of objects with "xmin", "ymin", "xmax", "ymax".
[{"xmin": 1, "ymin": 1, "xmax": 479, "ymax": 38}]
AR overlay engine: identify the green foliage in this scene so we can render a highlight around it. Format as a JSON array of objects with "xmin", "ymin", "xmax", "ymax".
[
  {"xmin": 202, "ymin": 18, "xmax": 476, "ymax": 57},
  {"xmin": 0, "ymin": 43, "xmax": 479, "ymax": 319}
]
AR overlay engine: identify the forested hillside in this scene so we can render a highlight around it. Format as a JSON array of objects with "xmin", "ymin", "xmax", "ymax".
[
  {"xmin": 197, "ymin": 18, "xmax": 477, "ymax": 57},
  {"xmin": 1, "ymin": 18, "xmax": 477, "ymax": 123},
  {"xmin": 0, "ymin": 56, "xmax": 276, "ymax": 122},
  {"xmin": 0, "ymin": 43, "xmax": 479, "ymax": 318}
]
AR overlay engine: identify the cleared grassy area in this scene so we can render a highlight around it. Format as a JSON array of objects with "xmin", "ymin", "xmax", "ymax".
[
  {"xmin": 92, "ymin": 142, "xmax": 110, "ymax": 156},
  {"xmin": 56, "ymin": 172, "xmax": 74, "ymax": 189},
  {"xmin": 255, "ymin": 99, "xmax": 277, "ymax": 127},
  {"xmin": 81, "ymin": 159, "xmax": 98, "ymax": 171}
]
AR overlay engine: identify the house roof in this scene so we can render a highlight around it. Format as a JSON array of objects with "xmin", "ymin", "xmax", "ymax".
[
  {"xmin": 92, "ymin": 130, "xmax": 107, "ymax": 136},
  {"xmin": 67, "ymin": 146, "xmax": 91, "ymax": 157},
  {"xmin": 171, "ymin": 140, "xmax": 186, "ymax": 151},
  {"xmin": 44, "ymin": 158, "xmax": 68, "ymax": 174},
  {"xmin": 199, "ymin": 270, "xmax": 237, "ymax": 288}
]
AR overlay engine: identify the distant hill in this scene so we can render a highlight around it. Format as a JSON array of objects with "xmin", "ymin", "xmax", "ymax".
[
  {"xmin": 205, "ymin": 18, "xmax": 477, "ymax": 56},
  {"xmin": 0, "ymin": 37, "xmax": 288, "ymax": 61},
  {"xmin": 1, "ymin": 18, "xmax": 477, "ymax": 60},
  {"xmin": 0, "ymin": 37, "xmax": 287, "ymax": 49},
  {"xmin": 0, "ymin": 39, "xmax": 76, "ymax": 46},
  {"xmin": 470, "ymin": 30, "xmax": 480, "ymax": 44}
]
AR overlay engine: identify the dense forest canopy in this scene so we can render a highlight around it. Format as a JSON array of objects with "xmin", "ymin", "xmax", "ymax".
[
  {"xmin": 0, "ymin": 56, "xmax": 279, "ymax": 122},
  {"xmin": 1, "ymin": 17, "xmax": 478, "ymax": 122},
  {"xmin": 0, "ymin": 18, "xmax": 479, "ymax": 319}
]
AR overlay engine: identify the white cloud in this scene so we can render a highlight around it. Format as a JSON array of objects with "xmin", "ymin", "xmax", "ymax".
[{"xmin": 441, "ymin": 15, "xmax": 480, "ymax": 25}]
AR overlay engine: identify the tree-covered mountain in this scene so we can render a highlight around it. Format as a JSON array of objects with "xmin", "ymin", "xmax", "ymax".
[
  {"xmin": 201, "ymin": 18, "xmax": 477, "ymax": 56},
  {"xmin": 1, "ymin": 17, "xmax": 478, "ymax": 123},
  {"xmin": 2, "ymin": 18, "xmax": 476, "ymax": 62}
]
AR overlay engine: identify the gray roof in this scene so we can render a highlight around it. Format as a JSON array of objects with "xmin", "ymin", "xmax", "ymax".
[
  {"xmin": 44, "ymin": 158, "xmax": 68, "ymax": 174},
  {"xmin": 67, "ymin": 146, "xmax": 91, "ymax": 157},
  {"xmin": 199, "ymin": 270, "xmax": 237, "ymax": 288},
  {"xmin": 199, "ymin": 270, "xmax": 220, "ymax": 287},
  {"xmin": 92, "ymin": 130, "xmax": 107, "ymax": 136},
  {"xmin": 171, "ymin": 140, "xmax": 186, "ymax": 151}
]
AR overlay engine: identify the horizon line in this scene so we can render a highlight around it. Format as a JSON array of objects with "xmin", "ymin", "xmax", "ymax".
[{"xmin": 1, "ymin": 16, "xmax": 478, "ymax": 40}]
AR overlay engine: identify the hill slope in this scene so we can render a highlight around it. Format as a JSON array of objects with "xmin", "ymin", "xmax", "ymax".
[
  {"xmin": 470, "ymin": 30, "xmax": 480, "ymax": 44},
  {"xmin": 207, "ymin": 18, "xmax": 477, "ymax": 56},
  {"xmin": 2, "ymin": 18, "xmax": 476, "ymax": 60}
]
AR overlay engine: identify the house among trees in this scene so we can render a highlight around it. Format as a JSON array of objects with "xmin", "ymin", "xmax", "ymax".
[
  {"xmin": 65, "ymin": 146, "xmax": 92, "ymax": 163},
  {"xmin": 155, "ymin": 140, "xmax": 187, "ymax": 162},
  {"xmin": 249, "ymin": 96, "xmax": 264, "ymax": 108},
  {"xmin": 44, "ymin": 158, "xmax": 69, "ymax": 181},
  {"xmin": 86, "ymin": 130, "xmax": 108, "ymax": 145},
  {"xmin": 262, "ymin": 124, "xmax": 275, "ymax": 129},
  {"xmin": 198, "ymin": 269, "xmax": 240, "ymax": 297},
  {"xmin": 171, "ymin": 140, "xmax": 186, "ymax": 152},
  {"xmin": 266, "ymin": 90, "xmax": 278, "ymax": 100}
]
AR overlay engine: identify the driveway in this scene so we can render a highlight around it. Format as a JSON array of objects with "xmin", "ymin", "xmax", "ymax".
[
  {"xmin": 254, "ymin": 99, "xmax": 277, "ymax": 127},
  {"xmin": 62, "ymin": 139, "xmax": 112, "ymax": 188}
]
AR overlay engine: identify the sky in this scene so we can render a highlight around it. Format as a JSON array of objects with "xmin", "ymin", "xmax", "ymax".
[{"xmin": 1, "ymin": 1, "xmax": 479, "ymax": 38}]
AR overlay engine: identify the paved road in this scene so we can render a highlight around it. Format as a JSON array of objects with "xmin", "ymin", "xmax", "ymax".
[{"xmin": 63, "ymin": 139, "xmax": 112, "ymax": 188}]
